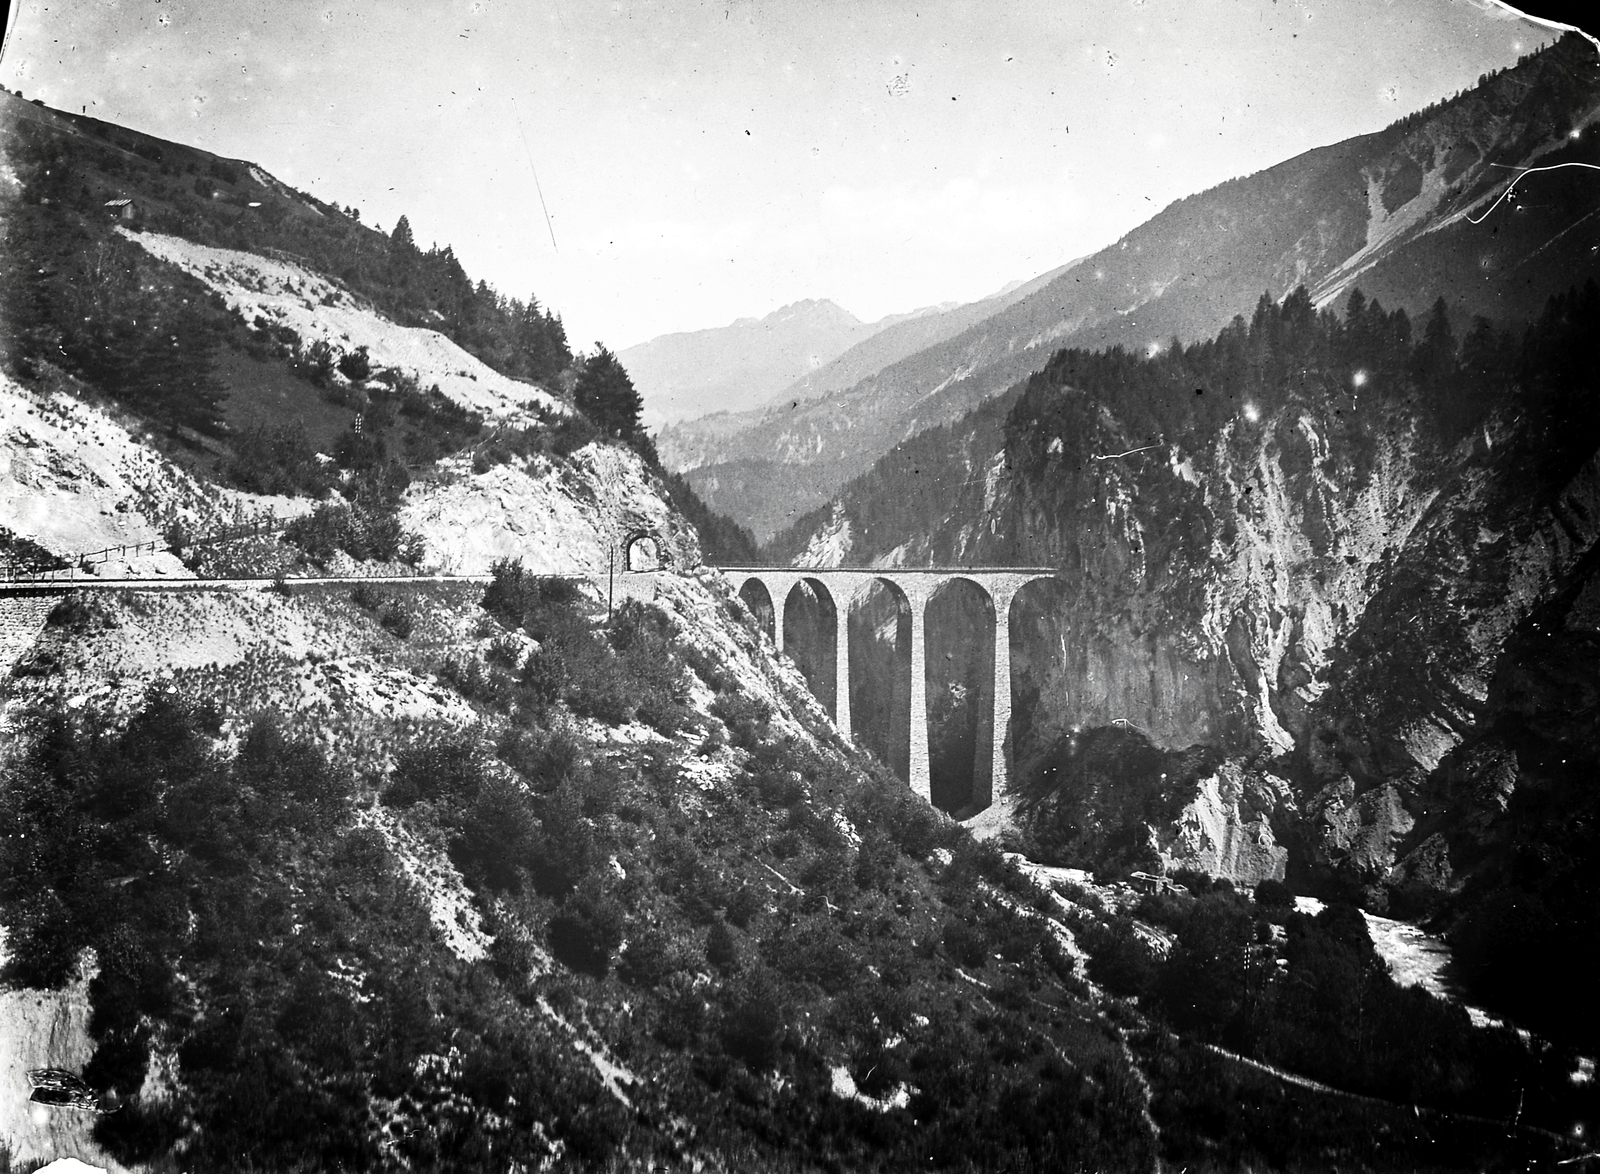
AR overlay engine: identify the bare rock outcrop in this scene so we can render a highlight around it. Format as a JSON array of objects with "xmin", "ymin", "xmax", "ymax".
[{"xmin": 1155, "ymin": 762, "xmax": 1293, "ymax": 886}]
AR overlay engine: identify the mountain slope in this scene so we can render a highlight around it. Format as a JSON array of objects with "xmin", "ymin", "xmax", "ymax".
[
  {"xmin": 769, "ymin": 267, "xmax": 1600, "ymax": 1029},
  {"xmin": 773, "ymin": 262, "xmax": 1086, "ymax": 407},
  {"xmin": 664, "ymin": 35, "xmax": 1600, "ymax": 539},
  {"xmin": 621, "ymin": 299, "xmax": 879, "ymax": 427},
  {"xmin": 3, "ymin": 92, "xmax": 1597, "ymax": 1174},
  {"xmin": 0, "ymin": 105, "xmax": 1153, "ymax": 1171}
]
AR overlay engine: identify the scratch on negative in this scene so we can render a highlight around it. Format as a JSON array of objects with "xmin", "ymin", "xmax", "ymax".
[
  {"xmin": 1091, "ymin": 443, "xmax": 1166, "ymax": 461},
  {"xmin": 1467, "ymin": 161, "xmax": 1600, "ymax": 225}
]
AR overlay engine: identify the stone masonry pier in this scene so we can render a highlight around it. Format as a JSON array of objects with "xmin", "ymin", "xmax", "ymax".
[{"xmin": 721, "ymin": 567, "xmax": 1057, "ymax": 810}]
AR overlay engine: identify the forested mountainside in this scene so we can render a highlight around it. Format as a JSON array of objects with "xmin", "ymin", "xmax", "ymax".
[
  {"xmin": 0, "ymin": 93, "xmax": 1140, "ymax": 1173},
  {"xmin": 0, "ymin": 91, "xmax": 572, "ymax": 392},
  {"xmin": 664, "ymin": 34, "xmax": 1600, "ymax": 541},
  {"xmin": 0, "ymin": 87, "xmax": 758, "ymax": 564},
  {"xmin": 771, "ymin": 276, "xmax": 1600, "ymax": 1047},
  {"xmin": 3, "ymin": 80, "xmax": 1597, "ymax": 1174}
]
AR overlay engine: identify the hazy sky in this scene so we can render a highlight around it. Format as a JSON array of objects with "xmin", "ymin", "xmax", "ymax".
[{"xmin": 0, "ymin": 0, "xmax": 1565, "ymax": 349}]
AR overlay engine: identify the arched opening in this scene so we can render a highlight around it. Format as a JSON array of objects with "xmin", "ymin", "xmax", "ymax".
[
  {"xmin": 925, "ymin": 577, "xmax": 995, "ymax": 818},
  {"xmin": 848, "ymin": 578, "xmax": 911, "ymax": 782},
  {"xmin": 738, "ymin": 578, "xmax": 776, "ymax": 643},
  {"xmin": 624, "ymin": 531, "xmax": 667, "ymax": 572},
  {"xmin": 1007, "ymin": 578, "xmax": 1073, "ymax": 792},
  {"xmin": 784, "ymin": 578, "xmax": 837, "ymax": 720}
]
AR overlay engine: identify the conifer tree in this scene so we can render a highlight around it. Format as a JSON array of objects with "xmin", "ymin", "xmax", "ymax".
[
  {"xmin": 1414, "ymin": 296, "xmax": 1457, "ymax": 390},
  {"xmin": 390, "ymin": 214, "xmax": 415, "ymax": 251},
  {"xmin": 573, "ymin": 345, "xmax": 643, "ymax": 443}
]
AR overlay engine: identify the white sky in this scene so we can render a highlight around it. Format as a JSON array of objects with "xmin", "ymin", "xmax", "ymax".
[{"xmin": 0, "ymin": 0, "xmax": 1559, "ymax": 350}]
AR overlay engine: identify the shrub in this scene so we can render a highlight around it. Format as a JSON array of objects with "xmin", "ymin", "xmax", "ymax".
[
  {"xmin": 497, "ymin": 724, "xmax": 583, "ymax": 790},
  {"xmin": 334, "ymin": 429, "xmax": 387, "ymax": 472},
  {"xmin": 578, "ymin": 761, "xmax": 621, "ymax": 818},
  {"xmin": 547, "ymin": 882, "xmax": 625, "ymax": 977},
  {"xmin": 548, "ymin": 410, "xmax": 600, "ymax": 457},
  {"xmin": 854, "ymin": 829, "xmax": 896, "ymax": 891},
  {"xmin": 725, "ymin": 885, "xmax": 762, "ymax": 929},
  {"xmin": 282, "ymin": 465, "xmax": 420, "ymax": 565},
  {"xmin": 888, "ymin": 795, "xmax": 945, "ymax": 859},
  {"xmin": 518, "ymin": 646, "xmax": 570, "ymax": 709},
  {"xmin": 349, "ymin": 581, "xmax": 383, "ymax": 611},
  {"xmin": 1253, "ymin": 877, "xmax": 1294, "ymax": 911},
  {"xmin": 619, "ymin": 926, "xmax": 685, "ymax": 988},
  {"xmin": 754, "ymin": 768, "xmax": 806, "ymax": 809},
  {"xmin": 295, "ymin": 339, "xmax": 338, "ymax": 385},
  {"xmin": 1077, "ymin": 914, "xmax": 1160, "ymax": 999},
  {"xmin": 233, "ymin": 716, "xmax": 348, "ymax": 812},
  {"xmin": 943, "ymin": 917, "xmax": 990, "ymax": 968},
  {"xmin": 336, "ymin": 345, "xmax": 371, "ymax": 382},
  {"xmin": 378, "ymin": 599, "xmax": 414, "ymax": 639},
  {"xmin": 284, "ymin": 503, "xmax": 353, "ymax": 563},
  {"xmin": 527, "ymin": 785, "xmax": 597, "ymax": 897},
  {"xmin": 706, "ymin": 920, "xmax": 739, "ymax": 971},
  {"xmin": 487, "ymin": 916, "xmax": 540, "ymax": 986},
  {"xmin": 440, "ymin": 653, "xmax": 519, "ymax": 711},
  {"xmin": 654, "ymin": 976, "xmax": 707, "ymax": 1049},
  {"xmin": 45, "ymin": 594, "xmax": 93, "ymax": 629},
  {"xmin": 229, "ymin": 421, "xmax": 334, "ymax": 498},
  {"xmin": 720, "ymin": 975, "xmax": 785, "ymax": 1071},
  {"xmin": 710, "ymin": 691, "xmax": 771, "ymax": 750},
  {"xmin": 562, "ymin": 636, "xmax": 638, "ymax": 726},
  {"xmin": 384, "ymin": 732, "xmax": 486, "ymax": 807},
  {"xmin": 480, "ymin": 558, "xmax": 583, "ymax": 631},
  {"xmin": 449, "ymin": 776, "xmax": 535, "ymax": 892},
  {"xmin": 761, "ymin": 923, "xmax": 858, "ymax": 994},
  {"xmin": 486, "ymin": 634, "xmax": 524, "ymax": 670}
]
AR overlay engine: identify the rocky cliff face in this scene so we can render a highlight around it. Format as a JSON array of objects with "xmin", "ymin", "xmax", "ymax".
[
  {"xmin": 777, "ymin": 275, "xmax": 1600, "ymax": 908},
  {"xmin": 986, "ymin": 388, "xmax": 1457, "ymax": 891}
]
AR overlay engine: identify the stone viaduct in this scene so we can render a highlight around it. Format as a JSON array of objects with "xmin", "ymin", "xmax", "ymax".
[{"xmin": 720, "ymin": 567, "xmax": 1057, "ymax": 812}]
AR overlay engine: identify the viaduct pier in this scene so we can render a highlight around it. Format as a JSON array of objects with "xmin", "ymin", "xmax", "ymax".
[{"xmin": 721, "ymin": 567, "xmax": 1058, "ymax": 811}]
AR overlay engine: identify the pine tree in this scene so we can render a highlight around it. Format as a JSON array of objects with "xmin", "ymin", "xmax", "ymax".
[
  {"xmin": 573, "ymin": 345, "xmax": 643, "ymax": 442},
  {"xmin": 390, "ymin": 215, "xmax": 415, "ymax": 252},
  {"xmin": 1414, "ymin": 296, "xmax": 1457, "ymax": 389},
  {"xmin": 706, "ymin": 919, "xmax": 738, "ymax": 970}
]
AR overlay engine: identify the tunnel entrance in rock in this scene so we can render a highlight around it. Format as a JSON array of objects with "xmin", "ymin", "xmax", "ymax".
[
  {"xmin": 1007, "ymin": 577, "xmax": 1074, "ymax": 783},
  {"xmin": 925, "ymin": 578, "xmax": 995, "ymax": 817},
  {"xmin": 784, "ymin": 578, "xmax": 837, "ymax": 720},
  {"xmin": 738, "ymin": 578, "xmax": 776, "ymax": 644},
  {"xmin": 624, "ymin": 530, "xmax": 666, "ymax": 572},
  {"xmin": 847, "ymin": 578, "xmax": 911, "ymax": 782}
]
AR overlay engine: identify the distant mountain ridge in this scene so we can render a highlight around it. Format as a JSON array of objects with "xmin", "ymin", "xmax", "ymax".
[
  {"xmin": 620, "ymin": 298, "xmax": 879, "ymax": 427},
  {"xmin": 660, "ymin": 35, "xmax": 1600, "ymax": 540}
]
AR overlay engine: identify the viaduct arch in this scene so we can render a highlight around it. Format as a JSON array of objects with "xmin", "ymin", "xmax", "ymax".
[{"xmin": 722, "ymin": 567, "xmax": 1057, "ymax": 813}]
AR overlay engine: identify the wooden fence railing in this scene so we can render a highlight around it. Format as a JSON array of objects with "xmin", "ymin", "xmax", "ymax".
[{"xmin": 0, "ymin": 514, "xmax": 298, "ymax": 583}]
